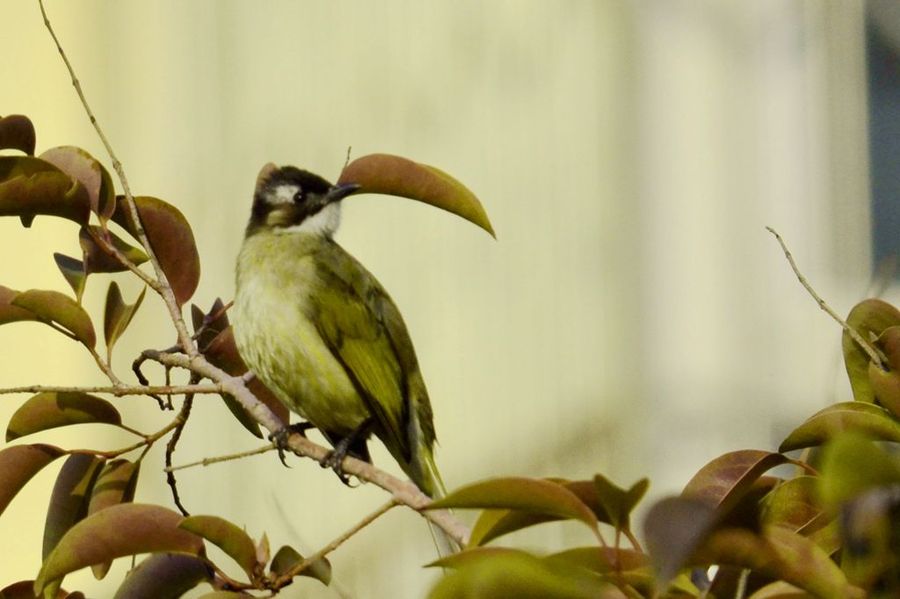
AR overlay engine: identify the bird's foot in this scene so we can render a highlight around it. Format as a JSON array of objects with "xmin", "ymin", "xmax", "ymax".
[
  {"xmin": 321, "ymin": 418, "xmax": 373, "ymax": 487},
  {"xmin": 269, "ymin": 422, "xmax": 315, "ymax": 467}
]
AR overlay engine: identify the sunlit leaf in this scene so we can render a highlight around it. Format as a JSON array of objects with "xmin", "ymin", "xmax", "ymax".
[
  {"xmin": 0, "ymin": 156, "xmax": 90, "ymax": 226},
  {"xmin": 0, "ymin": 114, "xmax": 36, "ymax": 155},
  {"xmin": 79, "ymin": 226, "xmax": 149, "ymax": 274},
  {"xmin": 111, "ymin": 195, "xmax": 200, "ymax": 306},
  {"xmin": 0, "ymin": 285, "xmax": 38, "ymax": 325},
  {"xmin": 39, "ymin": 147, "xmax": 114, "ymax": 217},
  {"xmin": 428, "ymin": 548, "xmax": 611, "ymax": 599},
  {"xmin": 11, "ymin": 289, "xmax": 96, "ymax": 347},
  {"xmin": 429, "ymin": 477, "xmax": 600, "ymax": 537},
  {"xmin": 103, "ymin": 282, "xmax": 145, "ymax": 359},
  {"xmin": 112, "ymin": 553, "xmax": 211, "ymax": 599},
  {"xmin": 818, "ymin": 432, "xmax": 900, "ymax": 510},
  {"xmin": 337, "ymin": 154, "xmax": 495, "ymax": 237},
  {"xmin": 179, "ymin": 515, "xmax": 257, "ymax": 579},
  {"xmin": 270, "ymin": 545, "xmax": 332, "ymax": 586},
  {"xmin": 0, "ymin": 444, "xmax": 65, "ymax": 517},
  {"xmin": 6, "ymin": 392, "xmax": 122, "ymax": 441},
  {"xmin": 52, "ymin": 254, "xmax": 86, "ymax": 303},
  {"xmin": 843, "ymin": 299, "xmax": 900, "ymax": 403},
  {"xmin": 779, "ymin": 401, "xmax": 900, "ymax": 452},
  {"xmin": 35, "ymin": 503, "xmax": 205, "ymax": 594},
  {"xmin": 643, "ymin": 496, "xmax": 717, "ymax": 583},
  {"xmin": 682, "ymin": 450, "xmax": 790, "ymax": 519}
]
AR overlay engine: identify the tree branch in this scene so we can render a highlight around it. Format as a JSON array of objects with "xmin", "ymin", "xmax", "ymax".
[{"xmin": 0, "ymin": 383, "xmax": 222, "ymax": 397}]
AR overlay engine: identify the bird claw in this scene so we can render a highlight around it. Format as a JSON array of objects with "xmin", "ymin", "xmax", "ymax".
[{"xmin": 269, "ymin": 422, "xmax": 315, "ymax": 467}]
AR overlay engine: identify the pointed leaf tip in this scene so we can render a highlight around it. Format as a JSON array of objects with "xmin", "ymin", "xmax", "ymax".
[{"xmin": 337, "ymin": 153, "xmax": 495, "ymax": 237}]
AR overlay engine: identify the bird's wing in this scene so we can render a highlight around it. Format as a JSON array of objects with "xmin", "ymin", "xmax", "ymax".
[{"xmin": 307, "ymin": 240, "xmax": 417, "ymax": 462}]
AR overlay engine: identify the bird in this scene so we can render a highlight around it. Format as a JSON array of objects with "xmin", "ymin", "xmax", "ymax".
[{"xmin": 232, "ymin": 164, "xmax": 455, "ymax": 550}]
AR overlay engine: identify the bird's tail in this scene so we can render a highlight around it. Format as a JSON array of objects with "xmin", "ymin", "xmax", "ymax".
[{"xmin": 419, "ymin": 450, "xmax": 460, "ymax": 557}]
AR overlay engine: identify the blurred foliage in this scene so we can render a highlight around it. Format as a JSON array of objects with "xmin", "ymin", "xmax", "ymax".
[{"xmin": 1, "ymin": 113, "xmax": 899, "ymax": 598}]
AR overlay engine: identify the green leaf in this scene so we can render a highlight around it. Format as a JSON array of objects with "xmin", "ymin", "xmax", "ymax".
[
  {"xmin": 867, "ymin": 361, "xmax": 900, "ymax": 418},
  {"xmin": 760, "ymin": 476, "xmax": 821, "ymax": 531},
  {"xmin": 112, "ymin": 553, "xmax": 211, "ymax": 599},
  {"xmin": 336, "ymin": 154, "xmax": 495, "ymax": 237},
  {"xmin": 11, "ymin": 289, "xmax": 96, "ymax": 348},
  {"xmin": 43, "ymin": 454, "xmax": 105, "ymax": 561},
  {"xmin": 429, "ymin": 477, "xmax": 600, "ymax": 538},
  {"xmin": 6, "ymin": 392, "xmax": 122, "ymax": 442},
  {"xmin": 428, "ymin": 548, "xmax": 609, "ymax": 599},
  {"xmin": 779, "ymin": 401, "xmax": 900, "ymax": 452},
  {"xmin": 843, "ymin": 299, "xmax": 900, "ymax": 403},
  {"xmin": 35, "ymin": 503, "xmax": 205, "ymax": 594},
  {"xmin": 39, "ymin": 147, "xmax": 114, "ymax": 217},
  {"xmin": 87, "ymin": 460, "xmax": 140, "ymax": 579},
  {"xmin": 52, "ymin": 254, "xmax": 86, "ymax": 303},
  {"xmin": 593, "ymin": 474, "xmax": 648, "ymax": 532},
  {"xmin": 111, "ymin": 195, "xmax": 200, "ymax": 306},
  {"xmin": 543, "ymin": 546, "xmax": 649, "ymax": 574},
  {"xmin": 0, "ymin": 444, "xmax": 65, "ymax": 517},
  {"xmin": 0, "ymin": 285, "xmax": 39, "ymax": 325},
  {"xmin": 178, "ymin": 515, "xmax": 258, "ymax": 579},
  {"xmin": 103, "ymin": 282, "xmax": 145, "ymax": 359},
  {"xmin": 79, "ymin": 226, "xmax": 149, "ymax": 274},
  {"xmin": 0, "ymin": 114, "xmax": 36, "ymax": 155},
  {"xmin": 0, "ymin": 156, "xmax": 90, "ymax": 226},
  {"xmin": 643, "ymin": 496, "xmax": 718, "ymax": 583},
  {"xmin": 270, "ymin": 545, "xmax": 332, "ymax": 586},
  {"xmin": 818, "ymin": 432, "xmax": 900, "ymax": 509},
  {"xmin": 682, "ymin": 450, "xmax": 790, "ymax": 517}
]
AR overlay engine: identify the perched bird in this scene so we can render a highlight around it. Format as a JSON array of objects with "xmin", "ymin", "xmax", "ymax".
[{"xmin": 232, "ymin": 164, "xmax": 451, "ymax": 530}]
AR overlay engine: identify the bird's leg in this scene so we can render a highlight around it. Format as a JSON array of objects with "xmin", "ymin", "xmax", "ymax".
[
  {"xmin": 269, "ymin": 421, "xmax": 316, "ymax": 467},
  {"xmin": 323, "ymin": 418, "xmax": 374, "ymax": 486}
]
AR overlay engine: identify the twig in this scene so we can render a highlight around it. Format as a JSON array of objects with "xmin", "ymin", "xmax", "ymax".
[
  {"xmin": 165, "ymin": 373, "xmax": 198, "ymax": 516},
  {"xmin": 276, "ymin": 500, "xmax": 397, "ymax": 586},
  {"xmin": 166, "ymin": 444, "xmax": 276, "ymax": 473},
  {"xmin": 0, "ymin": 383, "xmax": 222, "ymax": 396},
  {"xmin": 38, "ymin": 0, "xmax": 195, "ymax": 356},
  {"xmin": 766, "ymin": 227, "xmax": 886, "ymax": 369},
  {"xmin": 87, "ymin": 346, "xmax": 125, "ymax": 387}
]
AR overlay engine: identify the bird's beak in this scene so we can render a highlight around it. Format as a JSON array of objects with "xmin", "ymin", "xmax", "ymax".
[{"xmin": 324, "ymin": 183, "xmax": 361, "ymax": 205}]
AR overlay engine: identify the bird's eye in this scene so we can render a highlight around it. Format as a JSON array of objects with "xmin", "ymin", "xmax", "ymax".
[{"xmin": 293, "ymin": 190, "xmax": 304, "ymax": 203}]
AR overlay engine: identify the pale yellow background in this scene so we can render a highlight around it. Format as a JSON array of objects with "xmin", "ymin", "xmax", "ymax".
[{"xmin": 0, "ymin": 1, "xmax": 874, "ymax": 597}]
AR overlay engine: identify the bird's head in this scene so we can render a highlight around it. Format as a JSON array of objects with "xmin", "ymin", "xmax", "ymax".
[{"xmin": 246, "ymin": 164, "xmax": 360, "ymax": 238}]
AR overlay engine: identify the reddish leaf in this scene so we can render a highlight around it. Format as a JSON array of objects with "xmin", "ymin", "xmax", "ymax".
[
  {"xmin": 6, "ymin": 392, "xmax": 122, "ymax": 441},
  {"xmin": 779, "ymin": 401, "xmax": 900, "ymax": 452},
  {"xmin": 337, "ymin": 154, "xmax": 495, "ymax": 237},
  {"xmin": 682, "ymin": 450, "xmax": 790, "ymax": 516},
  {"xmin": 0, "ymin": 114, "xmax": 36, "ymax": 155},
  {"xmin": 761, "ymin": 476, "xmax": 821, "ymax": 532},
  {"xmin": 52, "ymin": 254, "xmax": 86, "ymax": 303},
  {"xmin": 843, "ymin": 299, "xmax": 900, "ymax": 403},
  {"xmin": 43, "ymin": 454, "xmax": 105, "ymax": 560},
  {"xmin": 429, "ymin": 477, "xmax": 600, "ymax": 537},
  {"xmin": 35, "ymin": 503, "xmax": 205, "ymax": 594},
  {"xmin": 0, "ymin": 285, "xmax": 39, "ymax": 325},
  {"xmin": 0, "ymin": 156, "xmax": 90, "ymax": 226},
  {"xmin": 87, "ymin": 459, "xmax": 140, "ymax": 579},
  {"xmin": 39, "ymin": 147, "xmax": 114, "ymax": 216},
  {"xmin": 112, "ymin": 553, "xmax": 211, "ymax": 599},
  {"xmin": 179, "ymin": 515, "xmax": 258, "ymax": 579},
  {"xmin": 111, "ymin": 195, "xmax": 200, "ymax": 306},
  {"xmin": 103, "ymin": 282, "xmax": 145, "ymax": 359},
  {"xmin": 643, "ymin": 496, "xmax": 719, "ymax": 582},
  {"xmin": 79, "ymin": 226, "xmax": 149, "ymax": 274},
  {"xmin": 12, "ymin": 289, "xmax": 96, "ymax": 347},
  {"xmin": 270, "ymin": 545, "xmax": 332, "ymax": 586},
  {"xmin": 0, "ymin": 444, "xmax": 65, "ymax": 517}
]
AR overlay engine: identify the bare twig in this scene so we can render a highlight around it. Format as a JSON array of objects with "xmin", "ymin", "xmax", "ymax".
[
  {"xmin": 276, "ymin": 500, "xmax": 397, "ymax": 586},
  {"xmin": 766, "ymin": 226, "xmax": 886, "ymax": 369},
  {"xmin": 0, "ymin": 383, "xmax": 222, "ymax": 397},
  {"xmin": 166, "ymin": 444, "xmax": 276, "ymax": 472},
  {"xmin": 165, "ymin": 373, "xmax": 198, "ymax": 516}
]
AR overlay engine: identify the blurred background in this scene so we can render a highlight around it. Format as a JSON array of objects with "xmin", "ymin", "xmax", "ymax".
[{"xmin": 0, "ymin": 1, "xmax": 893, "ymax": 596}]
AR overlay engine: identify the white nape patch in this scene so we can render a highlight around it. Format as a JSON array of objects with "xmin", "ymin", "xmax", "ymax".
[
  {"xmin": 266, "ymin": 184, "xmax": 301, "ymax": 205},
  {"xmin": 278, "ymin": 202, "xmax": 342, "ymax": 237}
]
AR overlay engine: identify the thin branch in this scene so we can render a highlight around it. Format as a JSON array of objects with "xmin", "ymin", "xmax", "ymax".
[
  {"xmin": 766, "ymin": 226, "xmax": 886, "ymax": 369},
  {"xmin": 276, "ymin": 500, "xmax": 397, "ymax": 587},
  {"xmin": 38, "ymin": 0, "xmax": 195, "ymax": 355},
  {"xmin": 165, "ymin": 375, "xmax": 198, "ymax": 516},
  {"xmin": 0, "ymin": 383, "xmax": 222, "ymax": 397},
  {"xmin": 87, "ymin": 346, "xmax": 124, "ymax": 387},
  {"xmin": 166, "ymin": 444, "xmax": 276, "ymax": 473}
]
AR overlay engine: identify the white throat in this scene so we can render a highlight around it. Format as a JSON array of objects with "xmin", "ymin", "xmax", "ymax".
[{"xmin": 279, "ymin": 202, "xmax": 342, "ymax": 237}]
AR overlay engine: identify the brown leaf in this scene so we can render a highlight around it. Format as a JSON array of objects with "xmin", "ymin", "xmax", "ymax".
[
  {"xmin": 0, "ymin": 114, "xmax": 36, "ymax": 155},
  {"xmin": 6, "ymin": 392, "xmax": 122, "ymax": 441},
  {"xmin": 111, "ymin": 195, "xmax": 200, "ymax": 305},
  {"xmin": 12, "ymin": 289, "xmax": 96, "ymax": 347},
  {"xmin": 0, "ymin": 444, "xmax": 65, "ymax": 517},
  {"xmin": 103, "ymin": 282, "xmax": 145, "ymax": 358},
  {"xmin": 682, "ymin": 450, "xmax": 790, "ymax": 516},
  {"xmin": 643, "ymin": 496, "xmax": 717, "ymax": 582},
  {"xmin": 52, "ymin": 254, "xmax": 86, "ymax": 303},
  {"xmin": 79, "ymin": 226, "xmax": 149, "ymax": 274},
  {"xmin": 0, "ymin": 285, "xmax": 39, "ymax": 325},
  {"xmin": 44, "ymin": 454, "xmax": 106, "ymax": 559},
  {"xmin": 111, "ymin": 553, "xmax": 211, "ymax": 599},
  {"xmin": 0, "ymin": 156, "xmax": 90, "ymax": 226},
  {"xmin": 39, "ymin": 147, "xmax": 114, "ymax": 216},
  {"xmin": 88, "ymin": 460, "xmax": 140, "ymax": 579},
  {"xmin": 270, "ymin": 545, "xmax": 331, "ymax": 586},
  {"xmin": 179, "ymin": 515, "xmax": 258, "ymax": 578},
  {"xmin": 337, "ymin": 153, "xmax": 495, "ymax": 237}
]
